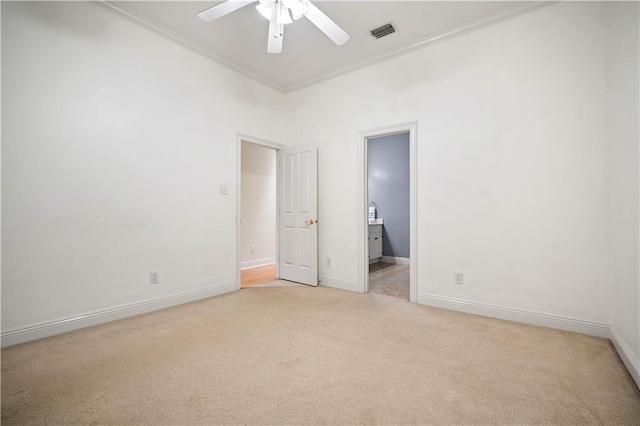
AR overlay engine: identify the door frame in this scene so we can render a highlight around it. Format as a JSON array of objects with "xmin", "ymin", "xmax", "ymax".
[
  {"xmin": 357, "ymin": 122, "xmax": 418, "ymax": 303},
  {"xmin": 235, "ymin": 133, "xmax": 284, "ymax": 291}
]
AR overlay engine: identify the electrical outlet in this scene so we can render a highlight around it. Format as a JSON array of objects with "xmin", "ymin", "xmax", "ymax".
[
  {"xmin": 326, "ymin": 257, "xmax": 333, "ymax": 268},
  {"xmin": 219, "ymin": 185, "xmax": 228, "ymax": 195},
  {"xmin": 150, "ymin": 272, "xmax": 159, "ymax": 285},
  {"xmin": 454, "ymin": 272, "xmax": 464, "ymax": 285},
  {"xmin": 250, "ymin": 245, "xmax": 255, "ymax": 254}
]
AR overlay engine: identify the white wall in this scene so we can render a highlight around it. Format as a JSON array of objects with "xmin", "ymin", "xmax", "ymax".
[
  {"xmin": 241, "ymin": 141, "xmax": 276, "ymax": 267},
  {"xmin": 284, "ymin": 2, "xmax": 611, "ymax": 324},
  {"xmin": 606, "ymin": 1, "xmax": 640, "ymax": 375},
  {"xmin": 3, "ymin": 0, "xmax": 639, "ymax": 368},
  {"xmin": 1, "ymin": 1, "xmax": 284, "ymax": 334}
]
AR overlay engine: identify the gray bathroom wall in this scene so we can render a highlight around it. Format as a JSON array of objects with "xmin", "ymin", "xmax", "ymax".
[{"xmin": 367, "ymin": 132, "xmax": 410, "ymax": 259}]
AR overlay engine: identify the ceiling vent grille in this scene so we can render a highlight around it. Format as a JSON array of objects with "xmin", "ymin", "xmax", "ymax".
[{"xmin": 370, "ymin": 23, "xmax": 396, "ymax": 39}]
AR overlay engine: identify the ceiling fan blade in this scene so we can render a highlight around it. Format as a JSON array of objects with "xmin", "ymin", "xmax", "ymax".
[
  {"xmin": 198, "ymin": 0, "xmax": 257, "ymax": 22},
  {"xmin": 267, "ymin": 15, "xmax": 283, "ymax": 54},
  {"xmin": 304, "ymin": 2, "xmax": 349, "ymax": 46}
]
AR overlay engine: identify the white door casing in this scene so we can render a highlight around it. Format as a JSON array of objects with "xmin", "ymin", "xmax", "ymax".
[{"xmin": 278, "ymin": 144, "xmax": 318, "ymax": 286}]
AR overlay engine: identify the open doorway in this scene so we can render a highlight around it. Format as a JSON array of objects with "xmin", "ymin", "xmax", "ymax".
[
  {"xmin": 239, "ymin": 140, "xmax": 278, "ymax": 288},
  {"xmin": 367, "ymin": 132, "xmax": 411, "ymax": 300},
  {"xmin": 359, "ymin": 122, "xmax": 417, "ymax": 302},
  {"xmin": 236, "ymin": 136, "xmax": 319, "ymax": 290}
]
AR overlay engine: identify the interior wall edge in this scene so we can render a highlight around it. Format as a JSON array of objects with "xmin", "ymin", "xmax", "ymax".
[
  {"xmin": 0, "ymin": 282, "xmax": 236, "ymax": 348},
  {"xmin": 611, "ymin": 325, "xmax": 640, "ymax": 389}
]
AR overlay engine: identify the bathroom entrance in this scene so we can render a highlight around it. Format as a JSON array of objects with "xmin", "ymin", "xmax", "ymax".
[
  {"xmin": 367, "ymin": 132, "xmax": 411, "ymax": 300},
  {"xmin": 359, "ymin": 123, "xmax": 417, "ymax": 302}
]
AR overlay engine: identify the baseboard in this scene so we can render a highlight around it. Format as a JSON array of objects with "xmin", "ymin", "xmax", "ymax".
[
  {"xmin": 610, "ymin": 325, "xmax": 640, "ymax": 389},
  {"xmin": 319, "ymin": 276, "xmax": 360, "ymax": 292},
  {"xmin": 1, "ymin": 282, "xmax": 237, "ymax": 347},
  {"xmin": 369, "ymin": 258, "xmax": 380, "ymax": 264},
  {"xmin": 417, "ymin": 293, "xmax": 639, "ymax": 389},
  {"xmin": 380, "ymin": 256, "xmax": 410, "ymax": 265},
  {"xmin": 417, "ymin": 293, "xmax": 610, "ymax": 338},
  {"xmin": 241, "ymin": 258, "xmax": 276, "ymax": 270}
]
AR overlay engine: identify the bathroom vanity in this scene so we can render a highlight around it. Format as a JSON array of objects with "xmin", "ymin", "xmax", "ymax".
[{"xmin": 368, "ymin": 219, "xmax": 383, "ymax": 261}]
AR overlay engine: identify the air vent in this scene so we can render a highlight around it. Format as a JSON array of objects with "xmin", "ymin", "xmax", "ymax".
[{"xmin": 370, "ymin": 23, "xmax": 396, "ymax": 39}]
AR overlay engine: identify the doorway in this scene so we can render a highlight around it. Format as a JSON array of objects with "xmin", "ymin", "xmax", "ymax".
[
  {"xmin": 367, "ymin": 132, "xmax": 411, "ymax": 300},
  {"xmin": 239, "ymin": 140, "xmax": 278, "ymax": 288},
  {"xmin": 235, "ymin": 136, "xmax": 319, "ymax": 290},
  {"xmin": 358, "ymin": 123, "xmax": 418, "ymax": 302}
]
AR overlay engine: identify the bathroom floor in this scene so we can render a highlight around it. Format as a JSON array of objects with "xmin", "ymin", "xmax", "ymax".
[{"xmin": 368, "ymin": 262, "xmax": 410, "ymax": 300}]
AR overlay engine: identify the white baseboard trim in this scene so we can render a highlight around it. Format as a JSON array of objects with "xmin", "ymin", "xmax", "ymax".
[
  {"xmin": 380, "ymin": 256, "xmax": 410, "ymax": 265},
  {"xmin": 417, "ymin": 293, "xmax": 611, "ymax": 338},
  {"xmin": 1, "ymin": 282, "xmax": 237, "ymax": 347},
  {"xmin": 610, "ymin": 325, "xmax": 640, "ymax": 389},
  {"xmin": 319, "ymin": 276, "xmax": 360, "ymax": 292},
  {"xmin": 241, "ymin": 258, "xmax": 276, "ymax": 270}
]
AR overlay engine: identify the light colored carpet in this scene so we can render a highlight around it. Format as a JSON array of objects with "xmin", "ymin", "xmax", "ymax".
[
  {"xmin": 369, "ymin": 262, "xmax": 410, "ymax": 299},
  {"xmin": 2, "ymin": 284, "xmax": 639, "ymax": 424},
  {"xmin": 251, "ymin": 278, "xmax": 300, "ymax": 288}
]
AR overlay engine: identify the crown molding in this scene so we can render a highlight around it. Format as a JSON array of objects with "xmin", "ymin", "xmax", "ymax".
[
  {"xmin": 92, "ymin": 1, "xmax": 554, "ymax": 94},
  {"xmin": 91, "ymin": 0, "xmax": 287, "ymax": 93},
  {"xmin": 284, "ymin": 1, "xmax": 554, "ymax": 93}
]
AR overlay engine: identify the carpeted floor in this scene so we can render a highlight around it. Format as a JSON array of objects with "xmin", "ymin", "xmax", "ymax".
[
  {"xmin": 369, "ymin": 262, "xmax": 409, "ymax": 299},
  {"xmin": 2, "ymin": 283, "xmax": 640, "ymax": 424}
]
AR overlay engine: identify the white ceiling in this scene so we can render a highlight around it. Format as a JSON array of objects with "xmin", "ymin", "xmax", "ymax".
[{"xmin": 106, "ymin": 1, "xmax": 543, "ymax": 92}]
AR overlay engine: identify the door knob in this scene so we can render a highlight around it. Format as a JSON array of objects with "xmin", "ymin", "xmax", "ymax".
[{"xmin": 305, "ymin": 219, "xmax": 317, "ymax": 226}]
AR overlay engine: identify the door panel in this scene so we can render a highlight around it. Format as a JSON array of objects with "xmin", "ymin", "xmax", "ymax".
[
  {"xmin": 299, "ymin": 228, "xmax": 310, "ymax": 268},
  {"xmin": 283, "ymin": 154, "xmax": 294, "ymax": 214},
  {"xmin": 283, "ymin": 226, "xmax": 295, "ymax": 266},
  {"xmin": 278, "ymin": 144, "xmax": 318, "ymax": 286}
]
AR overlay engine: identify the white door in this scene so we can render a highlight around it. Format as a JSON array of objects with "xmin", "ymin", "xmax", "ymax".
[{"xmin": 278, "ymin": 144, "xmax": 318, "ymax": 286}]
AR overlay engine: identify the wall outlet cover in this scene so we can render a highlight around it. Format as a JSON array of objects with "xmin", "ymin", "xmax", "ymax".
[{"xmin": 454, "ymin": 272, "xmax": 464, "ymax": 285}]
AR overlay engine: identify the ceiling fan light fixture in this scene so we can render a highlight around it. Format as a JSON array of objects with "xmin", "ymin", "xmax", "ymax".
[
  {"xmin": 255, "ymin": 3, "xmax": 272, "ymax": 20},
  {"xmin": 276, "ymin": 2, "xmax": 293, "ymax": 25},
  {"xmin": 199, "ymin": 0, "xmax": 349, "ymax": 54},
  {"xmin": 283, "ymin": 0, "xmax": 308, "ymax": 20},
  {"xmin": 256, "ymin": 0, "xmax": 307, "ymax": 24}
]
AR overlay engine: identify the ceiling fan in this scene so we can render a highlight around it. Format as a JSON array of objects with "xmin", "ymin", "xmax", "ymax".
[{"xmin": 198, "ymin": 0, "xmax": 350, "ymax": 54}]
